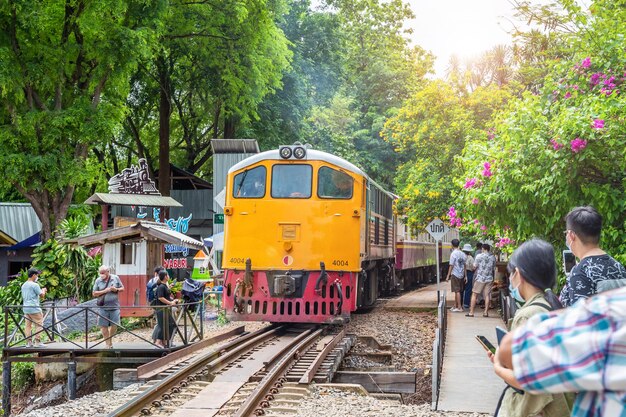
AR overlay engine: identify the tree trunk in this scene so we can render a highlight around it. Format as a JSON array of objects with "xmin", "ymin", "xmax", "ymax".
[
  {"xmin": 157, "ymin": 56, "xmax": 171, "ymax": 196},
  {"xmin": 224, "ymin": 115, "xmax": 236, "ymax": 139}
]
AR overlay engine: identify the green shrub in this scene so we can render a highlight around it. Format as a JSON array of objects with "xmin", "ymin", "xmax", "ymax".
[
  {"xmin": 12, "ymin": 362, "xmax": 34, "ymax": 392},
  {"xmin": 216, "ymin": 310, "xmax": 229, "ymax": 326}
]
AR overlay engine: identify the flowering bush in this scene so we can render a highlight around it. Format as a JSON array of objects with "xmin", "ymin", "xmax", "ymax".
[{"xmin": 456, "ymin": 0, "xmax": 626, "ymax": 262}]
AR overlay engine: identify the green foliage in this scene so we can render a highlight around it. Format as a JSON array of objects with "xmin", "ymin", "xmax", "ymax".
[
  {"xmin": 382, "ymin": 81, "xmax": 512, "ymax": 230},
  {"xmin": 216, "ymin": 309, "xmax": 230, "ymax": 326},
  {"xmin": 12, "ymin": 362, "xmax": 34, "ymax": 393},
  {"xmin": 455, "ymin": 0, "xmax": 626, "ymax": 259},
  {"xmin": 58, "ymin": 215, "xmax": 101, "ymax": 302},
  {"xmin": 0, "ymin": 271, "xmax": 27, "ymax": 307},
  {"xmin": 0, "ymin": 0, "xmax": 167, "ymax": 240}
]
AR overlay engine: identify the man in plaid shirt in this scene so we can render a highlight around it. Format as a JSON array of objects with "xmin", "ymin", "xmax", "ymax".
[{"xmin": 495, "ymin": 286, "xmax": 626, "ymax": 416}]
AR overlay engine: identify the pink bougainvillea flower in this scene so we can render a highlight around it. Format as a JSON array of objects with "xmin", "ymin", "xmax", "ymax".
[
  {"xmin": 482, "ymin": 169, "xmax": 492, "ymax": 177},
  {"xmin": 464, "ymin": 178, "xmax": 477, "ymax": 189},
  {"xmin": 570, "ymin": 138, "xmax": 588, "ymax": 153},
  {"xmin": 600, "ymin": 87, "xmax": 614, "ymax": 96},
  {"xmin": 550, "ymin": 139, "xmax": 564, "ymax": 150},
  {"xmin": 581, "ymin": 57, "xmax": 591, "ymax": 68},
  {"xmin": 590, "ymin": 73, "xmax": 602, "ymax": 86},
  {"xmin": 483, "ymin": 162, "xmax": 491, "ymax": 170},
  {"xmin": 480, "ymin": 225, "xmax": 487, "ymax": 231},
  {"xmin": 471, "ymin": 198, "xmax": 479, "ymax": 205},
  {"xmin": 564, "ymin": 91, "xmax": 572, "ymax": 99},
  {"xmin": 473, "ymin": 219, "xmax": 480, "ymax": 225},
  {"xmin": 448, "ymin": 206, "xmax": 457, "ymax": 218},
  {"xmin": 592, "ymin": 119, "xmax": 605, "ymax": 129},
  {"xmin": 573, "ymin": 85, "xmax": 579, "ymax": 90}
]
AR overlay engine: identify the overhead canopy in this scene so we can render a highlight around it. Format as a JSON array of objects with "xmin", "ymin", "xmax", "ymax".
[
  {"xmin": 67, "ymin": 221, "xmax": 203, "ymax": 249},
  {"xmin": 85, "ymin": 193, "xmax": 182, "ymax": 207}
]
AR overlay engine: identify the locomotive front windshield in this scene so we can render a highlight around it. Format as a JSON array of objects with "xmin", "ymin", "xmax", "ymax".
[
  {"xmin": 271, "ymin": 164, "xmax": 312, "ymax": 198},
  {"xmin": 318, "ymin": 167, "xmax": 353, "ymax": 199},
  {"xmin": 233, "ymin": 166, "xmax": 266, "ymax": 198}
]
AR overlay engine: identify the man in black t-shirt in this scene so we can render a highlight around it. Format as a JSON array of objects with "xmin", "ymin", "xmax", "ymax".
[{"xmin": 560, "ymin": 206, "xmax": 626, "ymax": 307}]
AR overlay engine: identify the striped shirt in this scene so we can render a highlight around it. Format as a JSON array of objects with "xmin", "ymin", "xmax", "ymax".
[{"xmin": 511, "ymin": 286, "xmax": 626, "ymax": 416}]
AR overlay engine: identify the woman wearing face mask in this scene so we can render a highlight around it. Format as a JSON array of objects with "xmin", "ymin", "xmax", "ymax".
[{"xmin": 491, "ymin": 238, "xmax": 572, "ymax": 417}]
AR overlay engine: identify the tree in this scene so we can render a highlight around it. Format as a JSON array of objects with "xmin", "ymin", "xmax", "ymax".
[
  {"xmin": 108, "ymin": 0, "xmax": 291, "ymax": 190},
  {"xmin": 382, "ymin": 81, "xmax": 475, "ymax": 229},
  {"xmin": 0, "ymin": 0, "xmax": 166, "ymax": 240},
  {"xmin": 456, "ymin": 0, "xmax": 626, "ymax": 260}
]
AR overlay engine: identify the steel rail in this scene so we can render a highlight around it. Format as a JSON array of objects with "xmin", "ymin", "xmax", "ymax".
[
  {"xmin": 299, "ymin": 328, "xmax": 346, "ymax": 384},
  {"xmin": 233, "ymin": 327, "xmax": 324, "ymax": 417},
  {"xmin": 108, "ymin": 324, "xmax": 281, "ymax": 417}
]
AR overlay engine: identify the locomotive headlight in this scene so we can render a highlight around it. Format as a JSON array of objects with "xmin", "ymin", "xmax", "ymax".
[
  {"xmin": 293, "ymin": 146, "xmax": 306, "ymax": 159},
  {"xmin": 279, "ymin": 146, "xmax": 293, "ymax": 159}
]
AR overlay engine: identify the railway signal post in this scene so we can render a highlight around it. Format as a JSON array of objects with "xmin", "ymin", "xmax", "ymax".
[{"xmin": 426, "ymin": 219, "xmax": 450, "ymax": 301}]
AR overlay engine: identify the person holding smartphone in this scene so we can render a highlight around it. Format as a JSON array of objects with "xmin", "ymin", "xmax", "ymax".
[
  {"xmin": 489, "ymin": 239, "xmax": 572, "ymax": 417},
  {"xmin": 560, "ymin": 206, "xmax": 626, "ymax": 306}
]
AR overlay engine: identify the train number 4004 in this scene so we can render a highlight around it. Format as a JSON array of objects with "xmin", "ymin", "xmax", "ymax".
[{"xmin": 332, "ymin": 260, "xmax": 349, "ymax": 267}]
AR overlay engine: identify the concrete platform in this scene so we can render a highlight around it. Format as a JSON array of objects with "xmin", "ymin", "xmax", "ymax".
[
  {"xmin": 437, "ymin": 310, "xmax": 506, "ymax": 413},
  {"xmin": 385, "ymin": 282, "xmax": 454, "ymax": 309}
]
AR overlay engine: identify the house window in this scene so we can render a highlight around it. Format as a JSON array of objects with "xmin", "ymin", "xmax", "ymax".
[{"xmin": 121, "ymin": 243, "xmax": 134, "ymax": 265}]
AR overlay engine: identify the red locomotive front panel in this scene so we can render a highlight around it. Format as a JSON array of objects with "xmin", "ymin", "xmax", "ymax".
[{"xmin": 223, "ymin": 269, "xmax": 356, "ymax": 323}]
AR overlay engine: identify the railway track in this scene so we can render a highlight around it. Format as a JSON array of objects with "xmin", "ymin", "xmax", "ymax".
[{"xmin": 108, "ymin": 325, "xmax": 354, "ymax": 417}]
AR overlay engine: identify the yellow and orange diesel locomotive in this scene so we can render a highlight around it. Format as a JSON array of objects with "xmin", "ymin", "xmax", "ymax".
[{"xmin": 222, "ymin": 144, "xmax": 455, "ymax": 323}]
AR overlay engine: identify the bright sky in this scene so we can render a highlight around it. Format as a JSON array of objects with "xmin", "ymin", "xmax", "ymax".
[{"xmin": 407, "ymin": 0, "xmax": 517, "ymax": 77}]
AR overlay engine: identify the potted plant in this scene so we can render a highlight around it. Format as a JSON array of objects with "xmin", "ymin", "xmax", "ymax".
[{"xmin": 170, "ymin": 280, "xmax": 184, "ymax": 299}]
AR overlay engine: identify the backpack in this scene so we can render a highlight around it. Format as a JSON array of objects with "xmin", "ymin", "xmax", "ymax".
[{"xmin": 147, "ymin": 277, "xmax": 158, "ymax": 305}]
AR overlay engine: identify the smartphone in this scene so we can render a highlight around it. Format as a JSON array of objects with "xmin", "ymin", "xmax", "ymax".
[
  {"xmin": 476, "ymin": 335, "xmax": 496, "ymax": 354},
  {"xmin": 563, "ymin": 250, "xmax": 576, "ymax": 275},
  {"xmin": 495, "ymin": 326, "xmax": 507, "ymax": 345}
]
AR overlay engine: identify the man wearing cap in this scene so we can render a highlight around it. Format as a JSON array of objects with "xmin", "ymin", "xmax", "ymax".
[{"xmin": 21, "ymin": 268, "xmax": 47, "ymax": 347}]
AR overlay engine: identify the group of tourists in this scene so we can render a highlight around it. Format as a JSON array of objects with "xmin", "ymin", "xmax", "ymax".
[
  {"xmin": 461, "ymin": 205, "xmax": 625, "ymax": 417},
  {"xmin": 20, "ymin": 264, "xmax": 180, "ymax": 349},
  {"xmin": 447, "ymin": 238, "xmax": 497, "ymax": 317}
]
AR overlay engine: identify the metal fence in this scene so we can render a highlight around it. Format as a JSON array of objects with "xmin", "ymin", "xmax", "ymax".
[
  {"xmin": 431, "ymin": 290, "xmax": 447, "ymax": 410},
  {"xmin": 2, "ymin": 301, "xmax": 204, "ymax": 350}
]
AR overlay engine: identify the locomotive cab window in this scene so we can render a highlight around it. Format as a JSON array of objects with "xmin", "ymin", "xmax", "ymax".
[
  {"xmin": 233, "ymin": 166, "xmax": 266, "ymax": 198},
  {"xmin": 318, "ymin": 167, "xmax": 353, "ymax": 199},
  {"xmin": 271, "ymin": 164, "xmax": 312, "ymax": 198}
]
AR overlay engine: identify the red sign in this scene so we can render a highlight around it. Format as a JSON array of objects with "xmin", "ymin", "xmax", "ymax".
[{"xmin": 163, "ymin": 258, "xmax": 188, "ymax": 269}]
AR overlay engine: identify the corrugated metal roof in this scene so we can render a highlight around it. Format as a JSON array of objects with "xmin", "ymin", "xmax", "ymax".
[
  {"xmin": 84, "ymin": 193, "xmax": 183, "ymax": 207},
  {"xmin": 0, "ymin": 203, "xmax": 42, "ymax": 242},
  {"xmin": 70, "ymin": 221, "xmax": 203, "ymax": 249},
  {"xmin": 210, "ymin": 139, "xmax": 260, "ymax": 154}
]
